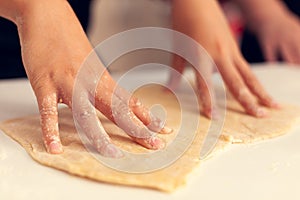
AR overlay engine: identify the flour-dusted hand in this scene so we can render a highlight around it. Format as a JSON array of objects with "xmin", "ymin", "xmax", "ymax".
[
  {"xmin": 168, "ymin": 0, "xmax": 279, "ymax": 118},
  {"xmin": 0, "ymin": 0, "xmax": 171, "ymax": 157}
]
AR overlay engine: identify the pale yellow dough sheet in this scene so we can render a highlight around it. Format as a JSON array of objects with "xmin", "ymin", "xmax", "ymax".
[{"xmin": 1, "ymin": 85, "xmax": 300, "ymax": 192}]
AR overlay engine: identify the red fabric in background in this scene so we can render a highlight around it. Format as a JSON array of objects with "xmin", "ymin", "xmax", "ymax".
[{"xmin": 220, "ymin": 0, "xmax": 245, "ymax": 42}]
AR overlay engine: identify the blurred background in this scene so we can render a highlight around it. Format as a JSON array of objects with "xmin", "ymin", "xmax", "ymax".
[
  {"xmin": 88, "ymin": 0, "xmax": 173, "ymax": 72},
  {"xmin": 0, "ymin": 0, "xmax": 252, "ymax": 78},
  {"xmin": 87, "ymin": 0, "xmax": 244, "ymax": 72}
]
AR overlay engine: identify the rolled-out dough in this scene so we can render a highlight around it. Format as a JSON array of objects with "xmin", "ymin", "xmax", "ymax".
[{"xmin": 1, "ymin": 85, "xmax": 300, "ymax": 192}]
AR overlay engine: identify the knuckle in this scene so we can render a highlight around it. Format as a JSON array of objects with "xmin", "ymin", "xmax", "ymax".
[
  {"xmin": 236, "ymin": 88, "xmax": 254, "ymax": 104},
  {"xmin": 40, "ymin": 106, "xmax": 58, "ymax": 118},
  {"xmin": 39, "ymin": 94, "xmax": 58, "ymax": 117},
  {"xmin": 130, "ymin": 97, "xmax": 142, "ymax": 109},
  {"xmin": 43, "ymin": 133, "xmax": 60, "ymax": 143},
  {"xmin": 79, "ymin": 110, "xmax": 93, "ymax": 120},
  {"xmin": 40, "ymin": 117, "xmax": 58, "ymax": 134}
]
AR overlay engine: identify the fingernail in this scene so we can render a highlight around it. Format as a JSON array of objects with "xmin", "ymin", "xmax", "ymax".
[
  {"xmin": 148, "ymin": 114, "xmax": 164, "ymax": 132},
  {"xmin": 271, "ymin": 101, "xmax": 281, "ymax": 109},
  {"xmin": 211, "ymin": 108, "xmax": 220, "ymax": 120},
  {"xmin": 49, "ymin": 142, "xmax": 63, "ymax": 154},
  {"xmin": 256, "ymin": 108, "xmax": 267, "ymax": 117},
  {"xmin": 149, "ymin": 137, "xmax": 165, "ymax": 149},
  {"xmin": 102, "ymin": 144, "xmax": 124, "ymax": 158},
  {"xmin": 160, "ymin": 126, "xmax": 173, "ymax": 134},
  {"xmin": 163, "ymin": 86, "xmax": 172, "ymax": 93},
  {"xmin": 203, "ymin": 108, "xmax": 212, "ymax": 119}
]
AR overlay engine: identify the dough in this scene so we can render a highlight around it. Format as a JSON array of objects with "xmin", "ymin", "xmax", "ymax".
[{"xmin": 1, "ymin": 85, "xmax": 300, "ymax": 192}]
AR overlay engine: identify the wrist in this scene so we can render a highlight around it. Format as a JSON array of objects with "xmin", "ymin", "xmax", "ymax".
[
  {"xmin": 2, "ymin": 0, "xmax": 67, "ymax": 25},
  {"xmin": 0, "ymin": 0, "xmax": 26, "ymax": 22}
]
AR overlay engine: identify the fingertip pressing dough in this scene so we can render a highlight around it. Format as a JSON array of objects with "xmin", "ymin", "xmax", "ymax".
[{"xmin": 1, "ymin": 85, "xmax": 300, "ymax": 192}]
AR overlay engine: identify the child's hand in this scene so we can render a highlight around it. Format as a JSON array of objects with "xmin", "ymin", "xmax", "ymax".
[
  {"xmin": 252, "ymin": 9, "xmax": 300, "ymax": 64},
  {"xmin": 4, "ymin": 0, "xmax": 170, "ymax": 157},
  {"xmin": 168, "ymin": 0, "xmax": 279, "ymax": 118}
]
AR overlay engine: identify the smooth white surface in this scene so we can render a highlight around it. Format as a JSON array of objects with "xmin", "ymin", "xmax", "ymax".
[{"xmin": 1, "ymin": 64, "xmax": 300, "ymax": 200}]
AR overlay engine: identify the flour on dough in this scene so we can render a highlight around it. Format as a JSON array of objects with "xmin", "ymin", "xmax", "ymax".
[{"xmin": 1, "ymin": 85, "xmax": 300, "ymax": 192}]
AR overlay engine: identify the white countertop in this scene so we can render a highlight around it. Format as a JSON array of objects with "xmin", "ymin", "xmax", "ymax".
[{"xmin": 1, "ymin": 64, "xmax": 300, "ymax": 200}]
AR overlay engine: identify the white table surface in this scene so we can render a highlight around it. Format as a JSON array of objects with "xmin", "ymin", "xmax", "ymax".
[{"xmin": 1, "ymin": 64, "xmax": 300, "ymax": 200}]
